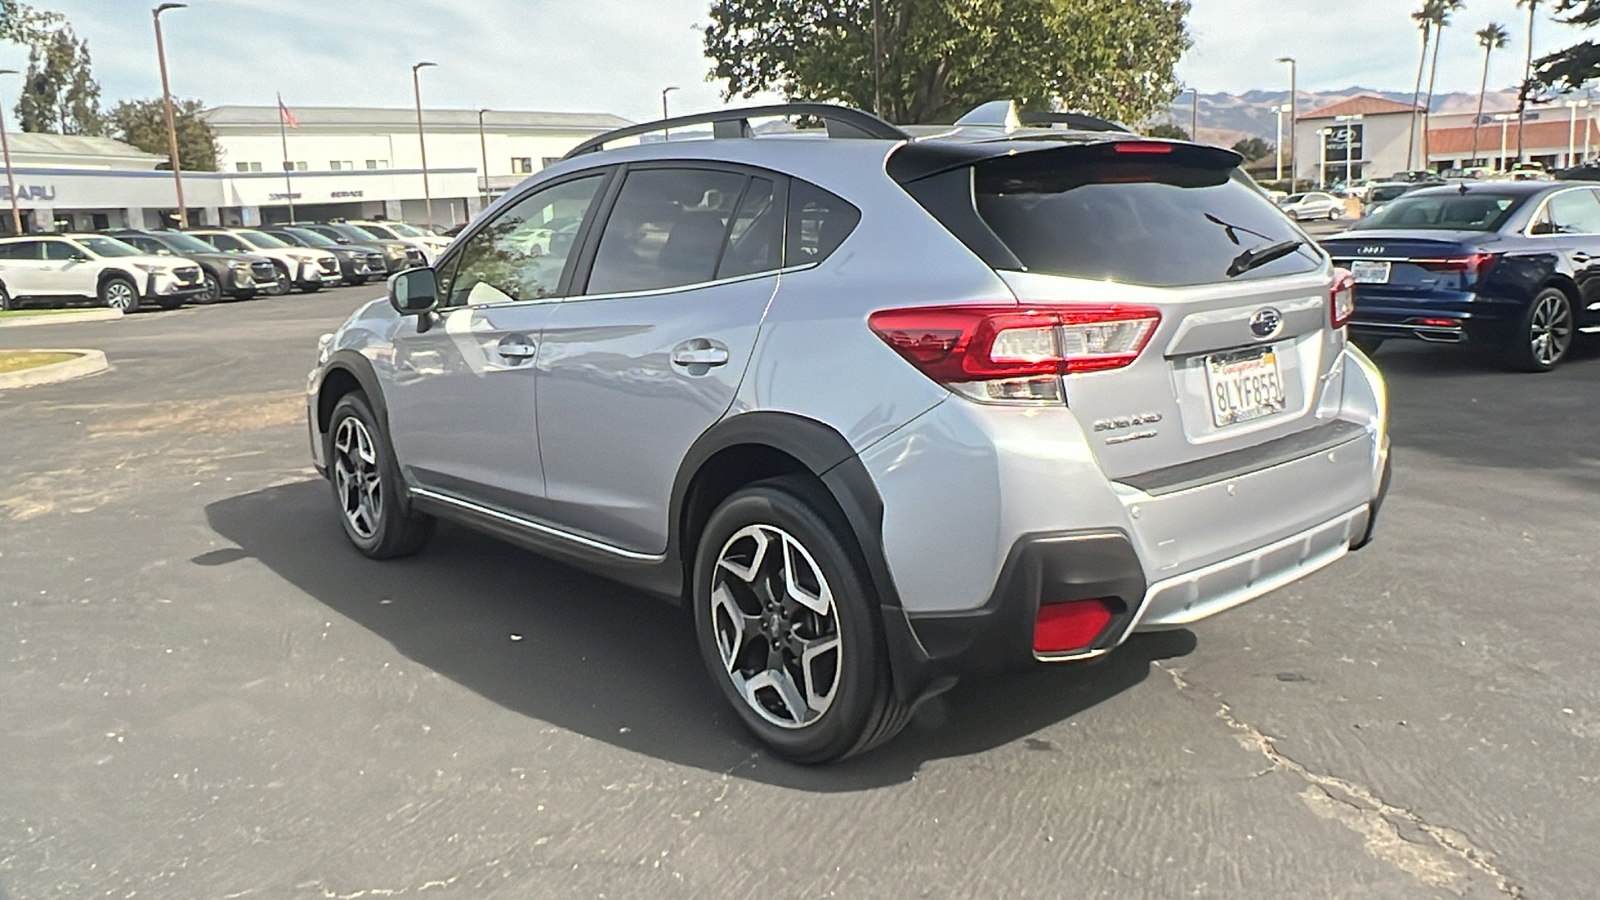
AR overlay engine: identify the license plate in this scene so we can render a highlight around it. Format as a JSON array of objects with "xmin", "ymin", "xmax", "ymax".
[
  {"xmin": 1205, "ymin": 347, "xmax": 1287, "ymax": 427},
  {"xmin": 1350, "ymin": 260, "xmax": 1391, "ymax": 284}
]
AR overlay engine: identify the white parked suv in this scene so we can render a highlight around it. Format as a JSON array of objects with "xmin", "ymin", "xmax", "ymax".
[
  {"xmin": 187, "ymin": 228, "xmax": 342, "ymax": 293},
  {"xmin": 0, "ymin": 233, "xmax": 208, "ymax": 312}
]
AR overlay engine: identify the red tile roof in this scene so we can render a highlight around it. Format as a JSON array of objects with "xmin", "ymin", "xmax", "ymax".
[
  {"xmin": 1428, "ymin": 119, "xmax": 1600, "ymax": 156},
  {"xmin": 1299, "ymin": 96, "xmax": 1422, "ymax": 121}
]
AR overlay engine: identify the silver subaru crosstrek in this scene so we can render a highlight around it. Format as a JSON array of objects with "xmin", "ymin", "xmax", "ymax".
[{"xmin": 306, "ymin": 103, "xmax": 1390, "ymax": 763}]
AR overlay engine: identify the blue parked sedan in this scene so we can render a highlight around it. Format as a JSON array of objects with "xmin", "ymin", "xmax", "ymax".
[{"xmin": 1322, "ymin": 181, "xmax": 1600, "ymax": 371}]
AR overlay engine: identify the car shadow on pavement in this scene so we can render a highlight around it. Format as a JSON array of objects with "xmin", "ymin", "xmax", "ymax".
[
  {"xmin": 205, "ymin": 479, "xmax": 1195, "ymax": 792},
  {"xmin": 1371, "ymin": 340, "xmax": 1600, "ymax": 487}
]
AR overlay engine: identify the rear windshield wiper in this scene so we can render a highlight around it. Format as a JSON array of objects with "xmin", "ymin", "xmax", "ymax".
[{"xmin": 1227, "ymin": 238, "xmax": 1304, "ymax": 278}]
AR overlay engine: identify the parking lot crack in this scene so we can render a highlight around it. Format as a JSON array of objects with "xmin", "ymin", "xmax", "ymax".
[{"xmin": 1154, "ymin": 662, "xmax": 1525, "ymax": 899}]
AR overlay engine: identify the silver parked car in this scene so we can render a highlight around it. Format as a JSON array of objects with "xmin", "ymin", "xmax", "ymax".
[
  {"xmin": 1279, "ymin": 191, "xmax": 1346, "ymax": 221},
  {"xmin": 306, "ymin": 103, "xmax": 1390, "ymax": 763}
]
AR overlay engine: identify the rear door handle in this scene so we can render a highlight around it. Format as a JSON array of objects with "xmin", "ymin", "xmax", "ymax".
[{"xmin": 670, "ymin": 340, "xmax": 730, "ymax": 368}]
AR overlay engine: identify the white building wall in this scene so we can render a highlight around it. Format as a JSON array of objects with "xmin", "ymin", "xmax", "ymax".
[
  {"xmin": 214, "ymin": 129, "xmax": 593, "ymax": 178},
  {"xmin": 1293, "ymin": 113, "xmax": 1415, "ymax": 185}
]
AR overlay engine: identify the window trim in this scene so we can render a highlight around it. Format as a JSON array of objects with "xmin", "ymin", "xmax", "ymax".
[
  {"xmin": 432, "ymin": 166, "xmax": 619, "ymax": 310},
  {"xmin": 1523, "ymin": 186, "xmax": 1600, "ymax": 238},
  {"xmin": 566, "ymin": 160, "xmax": 795, "ymax": 301}
]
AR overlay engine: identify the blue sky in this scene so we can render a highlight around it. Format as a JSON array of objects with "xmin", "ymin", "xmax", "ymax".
[{"xmin": 21, "ymin": 0, "xmax": 1600, "ymax": 123}]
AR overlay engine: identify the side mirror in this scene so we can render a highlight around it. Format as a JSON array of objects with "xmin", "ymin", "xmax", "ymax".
[{"xmin": 388, "ymin": 267, "xmax": 438, "ymax": 317}]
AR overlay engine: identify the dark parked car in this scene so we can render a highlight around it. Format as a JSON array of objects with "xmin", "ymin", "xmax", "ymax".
[
  {"xmin": 1324, "ymin": 181, "xmax": 1600, "ymax": 371},
  {"xmin": 295, "ymin": 223, "xmax": 425, "ymax": 273},
  {"xmin": 108, "ymin": 229, "xmax": 280, "ymax": 303},
  {"xmin": 262, "ymin": 226, "xmax": 386, "ymax": 285}
]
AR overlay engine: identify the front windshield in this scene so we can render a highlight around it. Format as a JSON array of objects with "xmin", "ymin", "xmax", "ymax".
[
  {"xmin": 355, "ymin": 223, "xmax": 399, "ymax": 239},
  {"xmin": 284, "ymin": 228, "xmax": 338, "ymax": 248},
  {"xmin": 1369, "ymin": 185, "xmax": 1410, "ymax": 203},
  {"xmin": 156, "ymin": 232, "xmax": 222, "ymax": 254},
  {"xmin": 76, "ymin": 236, "xmax": 142, "ymax": 257},
  {"xmin": 236, "ymin": 230, "xmax": 291, "ymax": 248},
  {"xmin": 1351, "ymin": 192, "xmax": 1529, "ymax": 232},
  {"xmin": 383, "ymin": 222, "xmax": 425, "ymax": 237}
]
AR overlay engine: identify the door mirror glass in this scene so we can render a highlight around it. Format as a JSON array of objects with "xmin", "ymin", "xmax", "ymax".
[{"xmin": 388, "ymin": 267, "xmax": 438, "ymax": 315}]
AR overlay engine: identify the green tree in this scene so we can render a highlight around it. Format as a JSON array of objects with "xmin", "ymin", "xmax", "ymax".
[
  {"xmin": 1143, "ymin": 122, "xmax": 1190, "ymax": 140},
  {"xmin": 1471, "ymin": 22, "xmax": 1511, "ymax": 165},
  {"xmin": 0, "ymin": 0, "xmax": 61, "ymax": 47},
  {"xmin": 1422, "ymin": 0, "xmax": 1464, "ymax": 161},
  {"xmin": 1528, "ymin": 2, "xmax": 1600, "ymax": 95},
  {"xmin": 1232, "ymin": 136, "xmax": 1273, "ymax": 160},
  {"xmin": 107, "ymin": 99, "xmax": 220, "ymax": 172},
  {"xmin": 16, "ymin": 24, "xmax": 104, "ymax": 135},
  {"xmin": 704, "ymin": 0, "xmax": 1191, "ymax": 126}
]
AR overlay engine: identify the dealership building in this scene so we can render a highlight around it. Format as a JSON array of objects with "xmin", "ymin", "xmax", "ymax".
[{"xmin": 0, "ymin": 105, "xmax": 631, "ymax": 234}]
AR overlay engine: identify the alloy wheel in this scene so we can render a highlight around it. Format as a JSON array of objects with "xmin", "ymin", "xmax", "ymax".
[
  {"xmin": 331, "ymin": 416, "xmax": 382, "ymax": 540},
  {"xmin": 709, "ymin": 524, "xmax": 842, "ymax": 729},
  {"xmin": 1529, "ymin": 292, "xmax": 1572, "ymax": 367},
  {"xmin": 104, "ymin": 281, "xmax": 135, "ymax": 310}
]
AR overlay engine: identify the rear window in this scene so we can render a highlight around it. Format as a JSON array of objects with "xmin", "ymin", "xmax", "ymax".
[
  {"xmin": 1368, "ymin": 185, "xmax": 1411, "ymax": 203},
  {"xmin": 1351, "ymin": 192, "xmax": 1527, "ymax": 232},
  {"xmin": 973, "ymin": 159, "xmax": 1318, "ymax": 287}
]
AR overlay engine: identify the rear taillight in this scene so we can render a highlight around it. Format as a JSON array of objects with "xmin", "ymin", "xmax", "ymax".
[
  {"xmin": 1330, "ymin": 268, "xmax": 1356, "ymax": 329},
  {"xmin": 868, "ymin": 303, "xmax": 1161, "ymax": 404},
  {"xmin": 1414, "ymin": 252, "xmax": 1496, "ymax": 278}
]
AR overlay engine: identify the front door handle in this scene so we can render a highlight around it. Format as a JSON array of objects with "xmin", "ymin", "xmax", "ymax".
[
  {"xmin": 670, "ymin": 339, "xmax": 730, "ymax": 368},
  {"xmin": 496, "ymin": 334, "xmax": 537, "ymax": 364}
]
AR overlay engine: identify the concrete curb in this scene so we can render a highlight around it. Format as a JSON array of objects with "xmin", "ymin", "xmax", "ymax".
[
  {"xmin": 0, "ymin": 308, "xmax": 123, "ymax": 328},
  {"xmin": 0, "ymin": 349, "xmax": 109, "ymax": 390}
]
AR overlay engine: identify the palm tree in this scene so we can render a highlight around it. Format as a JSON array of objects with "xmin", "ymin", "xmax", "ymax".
[
  {"xmin": 1516, "ymin": 0, "xmax": 1544, "ymax": 161},
  {"xmin": 1422, "ymin": 0, "xmax": 1465, "ymax": 166},
  {"xmin": 1406, "ymin": 3, "xmax": 1438, "ymax": 170},
  {"xmin": 1471, "ymin": 22, "xmax": 1511, "ymax": 168}
]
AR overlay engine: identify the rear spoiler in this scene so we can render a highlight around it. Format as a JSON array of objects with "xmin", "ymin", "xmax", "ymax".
[{"xmin": 887, "ymin": 138, "xmax": 1244, "ymax": 184}]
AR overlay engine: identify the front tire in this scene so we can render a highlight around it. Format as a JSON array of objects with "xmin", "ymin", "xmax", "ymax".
[
  {"xmin": 692, "ymin": 477, "xmax": 908, "ymax": 763},
  {"xmin": 326, "ymin": 393, "xmax": 434, "ymax": 559},
  {"xmin": 271, "ymin": 262, "xmax": 292, "ymax": 296},
  {"xmin": 1503, "ymin": 286, "xmax": 1574, "ymax": 372},
  {"xmin": 0, "ymin": 283, "xmax": 14, "ymax": 311},
  {"xmin": 98, "ymin": 275, "xmax": 140, "ymax": 313},
  {"xmin": 196, "ymin": 272, "xmax": 222, "ymax": 305}
]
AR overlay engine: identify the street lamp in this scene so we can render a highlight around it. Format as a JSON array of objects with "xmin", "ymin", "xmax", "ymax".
[
  {"xmin": 1184, "ymin": 87, "xmax": 1199, "ymax": 140},
  {"xmin": 1277, "ymin": 57, "xmax": 1297, "ymax": 191},
  {"xmin": 153, "ymin": 2, "xmax": 187, "ymax": 227},
  {"xmin": 1317, "ymin": 127, "xmax": 1330, "ymax": 188},
  {"xmin": 1335, "ymin": 113, "xmax": 1363, "ymax": 186},
  {"xmin": 661, "ymin": 85, "xmax": 679, "ymax": 138},
  {"xmin": 1494, "ymin": 113, "xmax": 1516, "ymax": 171},
  {"xmin": 412, "ymin": 61, "xmax": 437, "ymax": 227},
  {"xmin": 1566, "ymin": 98, "xmax": 1591, "ymax": 166},
  {"xmin": 0, "ymin": 69, "xmax": 21, "ymax": 235},
  {"xmin": 1274, "ymin": 103, "xmax": 1291, "ymax": 182},
  {"xmin": 477, "ymin": 108, "xmax": 491, "ymax": 211}
]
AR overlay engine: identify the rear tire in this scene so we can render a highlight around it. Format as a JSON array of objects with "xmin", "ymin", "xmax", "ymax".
[
  {"xmin": 692, "ymin": 476, "xmax": 908, "ymax": 763},
  {"xmin": 1502, "ymin": 286, "xmax": 1573, "ymax": 372},
  {"xmin": 0, "ymin": 283, "xmax": 14, "ymax": 311},
  {"xmin": 98, "ymin": 275, "xmax": 140, "ymax": 313},
  {"xmin": 325, "ymin": 393, "xmax": 435, "ymax": 559}
]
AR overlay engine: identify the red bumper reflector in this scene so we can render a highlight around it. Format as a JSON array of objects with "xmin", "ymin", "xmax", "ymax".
[
  {"xmin": 1033, "ymin": 599, "xmax": 1116, "ymax": 654},
  {"xmin": 1411, "ymin": 317, "xmax": 1462, "ymax": 328}
]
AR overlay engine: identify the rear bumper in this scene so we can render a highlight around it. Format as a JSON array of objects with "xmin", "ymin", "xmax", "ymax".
[
  {"xmin": 862, "ymin": 345, "xmax": 1388, "ymax": 701},
  {"xmin": 1349, "ymin": 287, "xmax": 1525, "ymax": 345}
]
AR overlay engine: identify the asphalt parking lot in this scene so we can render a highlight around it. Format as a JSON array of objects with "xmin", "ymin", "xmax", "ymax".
[{"xmin": 1, "ymin": 285, "xmax": 1596, "ymax": 899}]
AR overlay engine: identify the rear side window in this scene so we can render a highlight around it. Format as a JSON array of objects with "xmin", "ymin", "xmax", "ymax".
[
  {"xmin": 787, "ymin": 180, "xmax": 859, "ymax": 264},
  {"xmin": 0, "ymin": 240, "xmax": 39, "ymax": 260},
  {"xmin": 1536, "ymin": 189, "xmax": 1600, "ymax": 235},
  {"xmin": 973, "ymin": 159, "xmax": 1317, "ymax": 286},
  {"xmin": 587, "ymin": 167, "xmax": 747, "ymax": 294},
  {"xmin": 717, "ymin": 177, "xmax": 781, "ymax": 279}
]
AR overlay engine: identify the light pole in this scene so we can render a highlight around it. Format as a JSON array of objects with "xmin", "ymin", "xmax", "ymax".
[
  {"xmin": 477, "ymin": 108, "xmax": 491, "ymax": 210},
  {"xmin": 1496, "ymin": 113, "xmax": 1514, "ymax": 171},
  {"xmin": 661, "ymin": 85, "xmax": 679, "ymax": 138},
  {"xmin": 1567, "ymin": 98, "xmax": 1591, "ymax": 166},
  {"xmin": 153, "ymin": 3, "xmax": 187, "ymax": 227},
  {"xmin": 1277, "ymin": 57, "xmax": 1297, "ymax": 191},
  {"xmin": 1274, "ymin": 103, "xmax": 1290, "ymax": 182},
  {"xmin": 1317, "ymin": 128, "xmax": 1330, "ymax": 188},
  {"xmin": 1336, "ymin": 114, "xmax": 1363, "ymax": 185},
  {"xmin": 1186, "ymin": 87, "xmax": 1199, "ymax": 140},
  {"xmin": 0, "ymin": 69, "xmax": 21, "ymax": 235},
  {"xmin": 411, "ymin": 61, "xmax": 436, "ymax": 227}
]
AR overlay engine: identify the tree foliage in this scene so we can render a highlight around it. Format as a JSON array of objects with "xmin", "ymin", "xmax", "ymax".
[
  {"xmin": 1231, "ymin": 136, "xmax": 1273, "ymax": 161},
  {"xmin": 1143, "ymin": 122, "xmax": 1189, "ymax": 140},
  {"xmin": 0, "ymin": 0, "xmax": 61, "ymax": 47},
  {"xmin": 1530, "ymin": 0, "xmax": 1600, "ymax": 90},
  {"xmin": 704, "ymin": 0, "xmax": 1191, "ymax": 125},
  {"xmin": 107, "ymin": 99, "xmax": 220, "ymax": 172},
  {"xmin": 17, "ymin": 24, "xmax": 104, "ymax": 135}
]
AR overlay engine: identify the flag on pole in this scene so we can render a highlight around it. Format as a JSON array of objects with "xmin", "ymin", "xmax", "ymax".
[{"xmin": 278, "ymin": 95, "xmax": 298, "ymax": 129}]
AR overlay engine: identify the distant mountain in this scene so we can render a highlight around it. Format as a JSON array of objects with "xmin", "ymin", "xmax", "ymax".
[{"xmin": 1159, "ymin": 88, "xmax": 1522, "ymax": 149}]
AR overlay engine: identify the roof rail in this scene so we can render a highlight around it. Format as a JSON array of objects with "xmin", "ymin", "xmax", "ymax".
[
  {"xmin": 1018, "ymin": 111, "xmax": 1134, "ymax": 134},
  {"xmin": 563, "ymin": 103, "xmax": 909, "ymax": 159}
]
